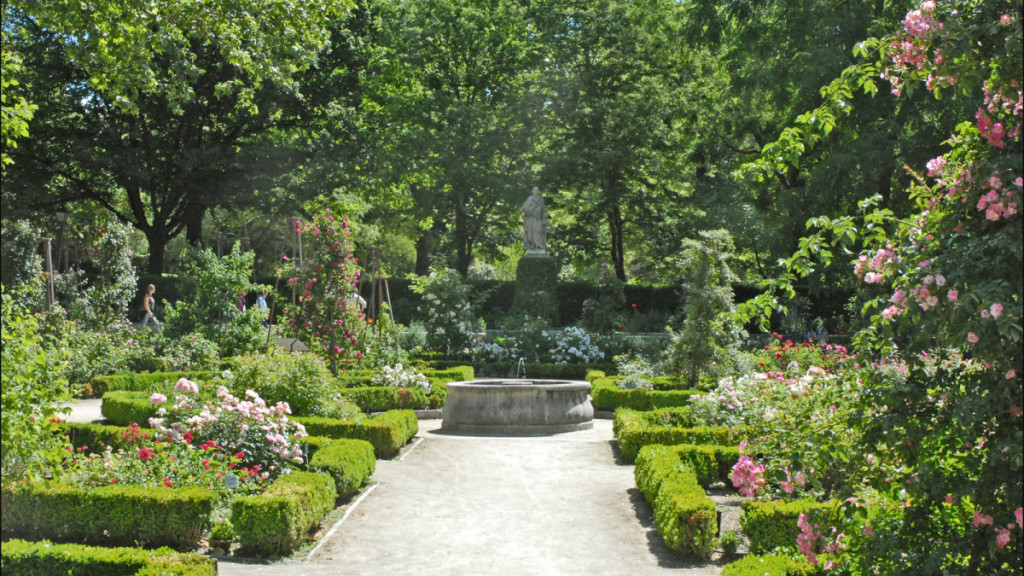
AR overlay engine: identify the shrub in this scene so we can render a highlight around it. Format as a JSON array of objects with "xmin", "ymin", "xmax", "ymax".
[
  {"xmin": 58, "ymin": 422, "xmax": 156, "ymax": 453},
  {"xmin": 721, "ymin": 553, "xmax": 821, "ymax": 576},
  {"xmin": 309, "ymin": 438, "xmax": 375, "ymax": 498},
  {"xmin": 0, "ymin": 481, "xmax": 213, "ymax": 549},
  {"xmin": 229, "ymin": 351, "xmax": 358, "ymax": 418},
  {"xmin": 231, "ymin": 470, "xmax": 336, "ymax": 556},
  {"xmin": 89, "ymin": 371, "xmax": 219, "ymax": 397},
  {"xmin": 294, "ymin": 410, "xmax": 417, "ymax": 459},
  {"xmin": 412, "ymin": 268, "xmax": 483, "ymax": 356},
  {"xmin": 0, "ymin": 539, "xmax": 217, "ymax": 576},
  {"xmin": 741, "ymin": 499, "xmax": 842, "ymax": 555},
  {"xmin": 591, "ymin": 377, "xmax": 704, "ymax": 411},
  {"xmin": 634, "ymin": 445, "xmax": 717, "ymax": 559},
  {"xmin": 101, "ymin": 391, "xmax": 157, "ymax": 426},
  {"xmin": 613, "ymin": 408, "xmax": 743, "ymax": 462},
  {"xmin": 1, "ymin": 290, "xmax": 72, "ymax": 479}
]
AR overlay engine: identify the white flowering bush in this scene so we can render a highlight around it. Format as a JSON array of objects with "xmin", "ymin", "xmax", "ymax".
[
  {"xmin": 147, "ymin": 378, "xmax": 308, "ymax": 482},
  {"xmin": 474, "ymin": 337, "xmax": 520, "ymax": 362},
  {"xmin": 688, "ymin": 367, "xmax": 838, "ymax": 429},
  {"xmin": 411, "ymin": 268, "xmax": 483, "ymax": 356},
  {"xmin": 549, "ymin": 326, "xmax": 604, "ymax": 364},
  {"xmin": 372, "ymin": 364, "xmax": 430, "ymax": 391}
]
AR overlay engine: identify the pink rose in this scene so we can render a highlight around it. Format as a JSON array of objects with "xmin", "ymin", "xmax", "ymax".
[
  {"xmin": 990, "ymin": 303, "xmax": 1003, "ymax": 319},
  {"xmin": 967, "ymin": 332, "xmax": 979, "ymax": 344},
  {"xmin": 996, "ymin": 528, "xmax": 1011, "ymax": 548}
]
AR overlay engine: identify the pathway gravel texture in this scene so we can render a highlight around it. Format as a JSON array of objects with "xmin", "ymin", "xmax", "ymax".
[{"xmin": 219, "ymin": 419, "xmax": 728, "ymax": 576}]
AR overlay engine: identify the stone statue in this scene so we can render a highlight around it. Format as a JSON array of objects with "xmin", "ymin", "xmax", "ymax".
[{"xmin": 522, "ymin": 187, "xmax": 547, "ymax": 255}]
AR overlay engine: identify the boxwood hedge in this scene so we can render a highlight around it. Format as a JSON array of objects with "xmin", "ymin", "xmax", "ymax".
[
  {"xmin": 721, "ymin": 553, "xmax": 821, "ymax": 576},
  {"xmin": 231, "ymin": 470, "xmax": 336, "ymax": 557},
  {"xmin": 591, "ymin": 377, "xmax": 704, "ymax": 412},
  {"xmin": 0, "ymin": 539, "xmax": 216, "ymax": 576},
  {"xmin": 309, "ymin": 438, "xmax": 376, "ymax": 498},
  {"xmin": 0, "ymin": 482, "xmax": 213, "ymax": 549},
  {"xmin": 613, "ymin": 408, "xmax": 744, "ymax": 462},
  {"xmin": 741, "ymin": 499, "xmax": 843, "ymax": 555},
  {"xmin": 635, "ymin": 445, "xmax": 718, "ymax": 559},
  {"xmin": 294, "ymin": 410, "xmax": 418, "ymax": 459}
]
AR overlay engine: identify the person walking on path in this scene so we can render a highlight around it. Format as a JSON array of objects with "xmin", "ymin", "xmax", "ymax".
[{"xmin": 140, "ymin": 284, "xmax": 162, "ymax": 333}]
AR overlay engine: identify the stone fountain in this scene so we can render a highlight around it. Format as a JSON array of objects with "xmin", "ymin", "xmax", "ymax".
[{"xmin": 441, "ymin": 379, "xmax": 594, "ymax": 435}]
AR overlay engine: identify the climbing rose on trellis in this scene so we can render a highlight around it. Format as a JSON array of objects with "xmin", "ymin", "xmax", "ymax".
[{"xmin": 284, "ymin": 210, "xmax": 367, "ymax": 375}]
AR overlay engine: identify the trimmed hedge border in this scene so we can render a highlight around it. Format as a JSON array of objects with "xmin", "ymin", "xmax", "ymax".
[
  {"xmin": 309, "ymin": 438, "xmax": 376, "ymax": 498},
  {"xmin": 613, "ymin": 408, "xmax": 744, "ymax": 462},
  {"xmin": 101, "ymin": 391, "xmax": 159, "ymax": 427},
  {"xmin": 231, "ymin": 470, "xmax": 336, "ymax": 557},
  {"xmin": 88, "ymin": 371, "xmax": 220, "ymax": 398},
  {"xmin": 635, "ymin": 445, "xmax": 718, "ymax": 559},
  {"xmin": 591, "ymin": 377, "xmax": 704, "ymax": 412},
  {"xmin": 0, "ymin": 482, "xmax": 213, "ymax": 550},
  {"xmin": 741, "ymin": 499, "xmax": 843, "ymax": 555},
  {"xmin": 294, "ymin": 410, "xmax": 418, "ymax": 459},
  {"xmin": 721, "ymin": 553, "xmax": 821, "ymax": 576},
  {"xmin": 57, "ymin": 421, "xmax": 157, "ymax": 453},
  {"xmin": 0, "ymin": 538, "xmax": 217, "ymax": 576},
  {"xmin": 430, "ymin": 360, "xmax": 615, "ymax": 380}
]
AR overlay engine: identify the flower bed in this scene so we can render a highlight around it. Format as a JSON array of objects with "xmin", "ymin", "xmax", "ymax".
[{"xmin": 0, "ymin": 538, "xmax": 217, "ymax": 576}]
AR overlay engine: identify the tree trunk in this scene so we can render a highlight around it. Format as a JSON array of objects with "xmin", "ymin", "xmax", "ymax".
[
  {"xmin": 415, "ymin": 230, "xmax": 432, "ymax": 275},
  {"xmin": 145, "ymin": 227, "xmax": 168, "ymax": 274},
  {"xmin": 454, "ymin": 202, "xmax": 472, "ymax": 277},
  {"xmin": 184, "ymin": 202, "xmax": 206, "ymax": 246},
  {"xmin": 608, "ymin": 202, "xmax": 626, "ymax": 281}
]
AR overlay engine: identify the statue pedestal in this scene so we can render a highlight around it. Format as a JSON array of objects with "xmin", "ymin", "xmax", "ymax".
[{"xmin": 513, "ymin": 254, "xmax": 559, "ymax": 324}]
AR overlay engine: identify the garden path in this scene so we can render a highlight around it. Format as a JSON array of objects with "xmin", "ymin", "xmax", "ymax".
[{"xmin": 217, "ymin": 418, "xmax": 730, "ymax": 576}]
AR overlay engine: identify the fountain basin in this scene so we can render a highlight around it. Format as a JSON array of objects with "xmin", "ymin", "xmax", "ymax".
[{"xmin": 441, "ymin": 379, "xmax": 594, "ymax": 435}]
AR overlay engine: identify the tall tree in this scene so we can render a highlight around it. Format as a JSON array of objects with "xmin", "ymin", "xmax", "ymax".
[
  {"xmin": 538, "ymin": 0, "xmax": 692, "ymax": 281},
  {"xmin": 362, "ymin": 0, "xmax": 546, "ymax": 276}
]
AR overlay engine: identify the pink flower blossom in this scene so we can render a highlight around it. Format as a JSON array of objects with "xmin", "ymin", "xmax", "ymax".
[
  {"xmin": 1016, "ymin": 507, "xmax": 1023, "ymax": 529},
  {"xmin": 989, "ymin": 303, "xmax": 1004, "ymax": 319},
  {"xmin": 1008, "ymin": 370, "xmax": 1018, "ymax": 380},
  {"xmin": 967, "ymin": 332, "xmax": 979, "ymax": 344},
  {"xmin": 945, "ymin": 494, "xmax": 954, "ymax": 504},
  {"xmin": 948, "ymin": 290, "xmax": 959, "ymax": 301},
  {"xmin": 781, "ymin": 481, "xmax": 796, "ymax": 494},
  {"xmin": 150, "ymin": 393, "xmax": 167, "ymax": 404},
  {"xmin": 996, "ymin": 528, "xmax": 1011, "ymax": 548},
  {"xmin": 974, "ymin": 510, "xmax": 994, "ymax": 527},
  {"xmin": 1001, "ymin": 14, "xmax": 1012, "ymax": 25}
]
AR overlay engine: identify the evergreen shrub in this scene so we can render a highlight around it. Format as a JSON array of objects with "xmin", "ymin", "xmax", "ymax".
[
  {"xmin": 634, "ymin": 444, "xmax": 717, "ymax": 559},
  {"xmin": 0, "ymin": 482, "xmax": 213, "ymax": 549},
  {"xmin": 740, "ymin": 499, "xmax": 843, "ymax": 555},
  {"xmin": 613, "ymin": 408, "xmax": 743, "ymax": 461},
  {"xmin": 309, "ymin": 438, "xmax": 376, "ymax": 498},
  {"xmin": 293, "ymin": 410, "xmax": 418, "ymax": 458},
  {"xmin": 231, "ymin": 471, "xmax": 336, "ymax": 556},
  {"xmin": 591, "ymin": 377, "xmax": 703, "ymax": 411},
  {"xmin": 720, "ymin": 553, "xmax": 821, "ymax": 576},
  {"xmin": 0, "ymin": 539, "xmax": 217, "ymax": 576}
]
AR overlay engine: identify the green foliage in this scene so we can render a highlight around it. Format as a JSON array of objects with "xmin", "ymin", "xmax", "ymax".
[
  {"xmin": 580, "ymin": 267, "xmax": 626, "ymax": 334},
  {"xmin": 293, "ymin": 410, "xmax": 418, "ymax": 459},
  {"xmin": 740, "ymin": 499, "xmax": 842, "ymax": 555},
  {"xmin": 591, "ymin": 377, "xmax": 703, "ymax": 412},
  {"xmin": 100, "ymin": 392, "xmax": 158, "ymax": 427},
  {"xmin": 0, "ymin": 481, "xmax": 214, "ymax": 549},
  {"xmin": 231, "ymin": 470, "xmax": 336, "ymax": 557},
  {"xmin": 228, "ymin": 351, "xmax": 358, "ymax": 419},
  {"xmin": 309, "ymin": 438, "xmax": 376, "ymax": 498},
  {"xmin": 88, "ymin": 371, "xmax": 219, "ymax": 398},
  {"xmin": 669, "ymin": 230, "xmax": 746, "ymax": 388},
  {"xmin": 58, "ymin": 422, "xmax": 157, "ymax": 454},
  {"xmin": 62, "ymin": 328, "xmax": 164, "ymax": 393},
  {"xmin": 613, "ymin": 408, "xmax": 742, "ymax": 462},
  {"xmin": 0, "ymin": 539, "xmax": 217, "ymax": 576},
  {"xmin": 0, "ymin": 220, "xmax": 44, "ymax": 307},
  {"xmin": 513, "ymin": 255, "xmax": 559, "ymax": 323},
  {"xmin": 718, "ymin": 530, "xmax": 742, "ymax": 557},
  {"xmin": 162, "ymin": 243, "xmax": 269, "ymax": 356},
  {"xmin": 282, "ymin": 211, "xmax": 366, "ymax": 375},
  {"xmin": 1, "ymin": 44, "xmax": 37, "ymax": 171},
  {"xmin": 1, "ymin": 289, "xmax": 71, "ymax": 479},
  {"xmin": 156, "ymin": 333, "xmax": 220, "ymax": 372},
  {"xmin": 411, "ymin": 268, "xmax": 483, "ymax": 355},
  {"xmin": 634, "ymin": 445, "xmax": 718, "ymax": 559},
  {"xmin": 721, "ymin": 553, "xmax": 820, "ymax": 576},
  {"xmin": 54, "ymin": 217, "xmax": 138, "ymax": 329}
]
